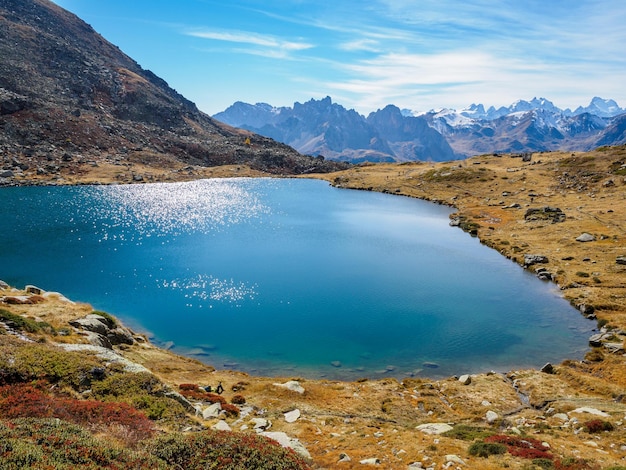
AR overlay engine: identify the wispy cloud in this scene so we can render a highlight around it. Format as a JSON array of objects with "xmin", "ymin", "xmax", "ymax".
[{"xmin": 185, "ymin": 29, "xmax": 313, "ymax": 58}]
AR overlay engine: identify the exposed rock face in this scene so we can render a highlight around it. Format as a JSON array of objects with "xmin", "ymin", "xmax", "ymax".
[
  {"xmin": 0, "ymin": 0, "xmax": 347, "ymax": 177},
  {"xmin": 69, "ymin": 313, "xmax": 136, "ymax": 348},
  {"xmin": 524, "ymin": 254, "xmax": 549, "ymax": 267},
  {"xmin": 524, "ymin": 206, "xmax": 566, "ymax": 223}
]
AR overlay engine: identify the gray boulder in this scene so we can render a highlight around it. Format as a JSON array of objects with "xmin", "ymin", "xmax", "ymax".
[
  {"xmin": 576, "ymin": 233, "xmax": 595, "ymax": 242},
  {"xmin": 524, "ymin": 254, "xmax": 549, "ymax": 267}
]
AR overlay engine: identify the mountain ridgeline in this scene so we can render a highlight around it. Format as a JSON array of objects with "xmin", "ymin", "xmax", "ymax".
[
  {"xmin": 214, "ymin": 97, "xmax": 626, "ymax": 163},
  {"xmin": 0, "ymin": 0, "xmax": 346, "ymax": 176}
]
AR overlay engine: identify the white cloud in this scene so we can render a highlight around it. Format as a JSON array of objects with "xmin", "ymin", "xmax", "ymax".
[{"xmin": 185, "ymin": 29, "xmax": 313, "ymax": 57}]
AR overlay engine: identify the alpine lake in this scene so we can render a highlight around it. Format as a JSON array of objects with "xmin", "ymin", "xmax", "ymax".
[{"xmin": 0, "ymin": 178, "xmax": 594, "ymax": 380}]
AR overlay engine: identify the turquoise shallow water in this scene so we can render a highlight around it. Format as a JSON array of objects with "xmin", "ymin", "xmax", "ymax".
[{"xmin": 0, "ymin": 178, "xmax": 593, "ymax": 379}]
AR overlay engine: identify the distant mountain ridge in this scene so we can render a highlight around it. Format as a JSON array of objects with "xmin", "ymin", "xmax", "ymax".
[{"xmin": 214, "ymin": 97, "xmax": 626, "ymax": 162}]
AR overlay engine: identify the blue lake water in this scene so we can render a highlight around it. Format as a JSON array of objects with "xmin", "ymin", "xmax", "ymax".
[{"xmin": 0, "ymin": 178, "xmax": 593, "ymax": 379}]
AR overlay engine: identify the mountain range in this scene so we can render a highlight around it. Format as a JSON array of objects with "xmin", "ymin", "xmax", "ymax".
[
  {"xmin": 214, "ymin": 97, "xmax": 626, "ymax": 163},
  {"xmin": 0, "ymin": 0, "xmax": 345, "ymax": 177}
]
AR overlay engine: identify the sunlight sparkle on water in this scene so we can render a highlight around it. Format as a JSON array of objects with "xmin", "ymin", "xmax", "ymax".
[{"xmin": 85, "ymin": 179, "xmax": 267, "ymax": 242}]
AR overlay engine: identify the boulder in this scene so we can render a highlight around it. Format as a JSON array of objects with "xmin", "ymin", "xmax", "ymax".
[
  {"xmin": 0, "ymin": 280, "xmax": 9, "ymax": 290},
  {"xmin": 251, "ymin": 418, "xmax": 271, "ymax": 431},
  {"xmin": 25, "ymin": 285, "xmax": 43, "ymax": 295},
  {"xmin": 69, "ymin": 317, "xmax": 109, "ymax": 335},
  {"xmin": 576, "ymin": 233, "xmax": 595, "ymax": 242},
  {"xmin": 458, "ymin": 374, "xmax": 471, "ymax": 385},
  {"xmin": 273, "ymin": 380, "xmax": 305, "ymax": 394},
  {"xmin": 524, "ymin": 206, "xmax": 565, "ymax": 223},
  {"xmin": 486, "ymin": 410, "xmax": 499, "ymax": 424},
  {"xmin": 540, "ymin": 363, "xmax": 555, "ymax": 374},
  {"xmin": 571, "ymin": 407, "xmax": 610, "ymax": 417},
  {"xmin": 415, "ymin": 423, "xmax": 453, "ymax": 435},
  {"xmin": 212, "ymin": 420, "xmax": 232, "ymax": 431},
  {"xmin": 261, "ymin": 431, "xmax": 312, "ymax": 460},
  {"xmin": 202, "ymin": 402, "xmax": 222, "ymax": 420},
  {"xmin": 524, "ymin": 254, "xmax": 549, "ymax": 267},
  {"xmin": 359, "ymin": 458, "xmax": 380, "ymax": 465},
  {"xmin": 338, "ymin": 453, "xmax": 351, "ymax": 463},
  {"xmin": 446, "ymin": 454, "xmax": 466, "ymax": 466},
  {"xmin": 284, "ymin": 409, "xmax": 301, "ymax": 423}
]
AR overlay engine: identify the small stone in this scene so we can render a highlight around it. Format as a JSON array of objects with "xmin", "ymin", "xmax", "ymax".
[
  {"xmin": 540, "ymin": 363, "xmax": 555, "ymax": 374},
  {"xmin": 445, "ymin": 454, "xmax": 466, "ymax": 466},
  {"xmin": 359, "ymin": 457, "xmax": 380, "ymax": 465},
  {"xmin": 331, "ymin": 361, "xmax": 342, "ymax": 367},
  {"xmin": 576, "ymin": 233, "xmax": 595, "ymax": 242},
  {"xmin": 616, "ymin": 256, "xmax": 626, "ymax": 265},
  {"xmin": 273, "ymin": 380, "xmax": 305, "ymax": 394},
  {"xmin": 458, "ymin": 374, "xmax": 471, "ymax": 385},
  {"xmin": 284, "ymin": 409, "xmax": 301, "ymax": 423},
  {"xmin": 416, "ymin": 423, "xmax": 453, "ymax": 435},
  {"xmin": 338, "ymin": 453, "xmax": 351, "ymax": 462},
  {"xmin": 212, "ymin": 420, "xmax": 232, "ymax": 431},
  {"xmin": 571, "ymin": 407, "xmax": 610, "ymax": 417},
  {"xmin": 251, "ymin": 418, "xmax": 271, "ymax": 431},
  {"xmin": 486, "ymin": 411, "xmax": 499, "ymax": 424},
  {"xmin": 553, "ymin": 413, "xmax": 569, "ymax": 421}
]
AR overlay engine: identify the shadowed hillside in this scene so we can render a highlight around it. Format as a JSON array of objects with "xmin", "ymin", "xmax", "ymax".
[{"xmin": 0, "ymin": 0, "xmax": 346, "ymax": 179}]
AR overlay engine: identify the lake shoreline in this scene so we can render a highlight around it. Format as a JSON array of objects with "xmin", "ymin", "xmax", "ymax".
[{"xmin": 2, "ymin": 148, "xmax": 626, "ymax": 468}]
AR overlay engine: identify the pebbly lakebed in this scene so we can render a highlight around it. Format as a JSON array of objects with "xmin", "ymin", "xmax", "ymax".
[{"xmin": 0, "ymin": 177, "xmax": 594, "ymax": 379}]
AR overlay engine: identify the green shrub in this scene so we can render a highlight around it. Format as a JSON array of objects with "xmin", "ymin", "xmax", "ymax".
[
  {"xmin": 0, "ymin": 308, "xmax": 44, "ymax": 333},
  {"xmin": 468, "ymin": 441, "xmax": 507, "ymax": 457},
  {"xmin": 92, "ymin": 310, "xmax": 118, "ymax": 327},
  {"xmin": 0, "ymin": 339, "xmax": 99, "ymax": 388},
  {"xmin": 149, "ymin": 430, "xmax": 312, "ymax": 469},
  {"xmin": 91, "ymin": 371, "xmax": 164, "ymax": 399},
  {"xmin": 442, "ymin": 424, "xmax": 494, "ymax": 441}
]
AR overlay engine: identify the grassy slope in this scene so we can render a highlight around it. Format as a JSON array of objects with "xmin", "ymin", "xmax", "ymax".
[{"xmin": 2, "ymin": 146, "xmax": 626, "ymax": 469}]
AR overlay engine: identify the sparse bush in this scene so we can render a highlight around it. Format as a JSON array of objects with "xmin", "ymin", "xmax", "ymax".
[
  {"xmin": 468, "ymin": 441, "xmax": 507, "ymax": 457},
  {"xmin": 442, "ymin": 424, "xmax": 494, "ymax": 441},
  {"xmin": 91, "ymin": 371, "xmax": 164, "ymax": 399},
  {"xmin": 533, "ymin": 458, "xmax": 555, "ymax": 469},
  {"xmin": 0, "ymin": 339, "xmax": 99, "ymax": 388},
  {"xmin": 0, "ymin": 418, "xmax": 166, "ymax": 469},
  {"xmin": 149, "ymin": 430, "xmax": 311, "ymax": 469},
  {"xmin": 0, "ymin": 384, "xmax": 155, "ymax": 442},
  {"xmin": 484, "ymin": 434, "xmax": 552, "ymax": 460},
  {"xmin": 582, "ymin": 419, "xmax": 613, "ymax": 433},
  {"xmin": 555, "ymin": 456, "xmax": 600, "ymax": 469},
  {"xmin": 231, "ymin": 394, "xmax": 246, "ymax": 405},
  {"xmin": 0, "ymin": 308, "xmax": 44, "ymax": 333},
  {"xmin": 576, "ymin": 271, "xmax": 590, "ymax": 278}
]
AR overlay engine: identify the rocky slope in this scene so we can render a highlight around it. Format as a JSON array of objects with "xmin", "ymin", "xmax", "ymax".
[{"xmin": 0, "ymin": 0, "xmax": 346, "ymax": 180}]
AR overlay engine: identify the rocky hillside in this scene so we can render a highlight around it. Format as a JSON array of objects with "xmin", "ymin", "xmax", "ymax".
[{"xmin": 0, "ymin": 0, "xmax": 346, "ymax": 180}]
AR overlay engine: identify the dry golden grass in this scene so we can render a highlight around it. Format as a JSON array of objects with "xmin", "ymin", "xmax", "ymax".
[{"xmin": 3, "ymin": 146, "xmax": 626, "ymax": 468}]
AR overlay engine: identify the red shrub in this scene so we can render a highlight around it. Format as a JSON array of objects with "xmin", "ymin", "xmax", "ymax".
[
  {"xmin": 221, "ymin": 403, "xmax": 240, "ymax": 418},
  {"xmin": 179, "ymin": 383, "xmax": 199, "ymax": 391},
  {"xmin": 582, "ymin": 419, "xmax": 614, "ymax": 433},
  {"xmin": 0, "ymin": 383, "xmax": 154, "ymax": 441},
  {"xmin": 231, "ymin": 394, "xmax": 246, "ymax": 405},
  {"xmin": 485, "ymin": 434, "xmax": 552, "ymax": 460}
]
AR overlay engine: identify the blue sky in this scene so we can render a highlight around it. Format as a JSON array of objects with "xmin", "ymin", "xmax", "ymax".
[{"xmin": 51, "ymin": 0, "xmax": 626, "ymax": 116}]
